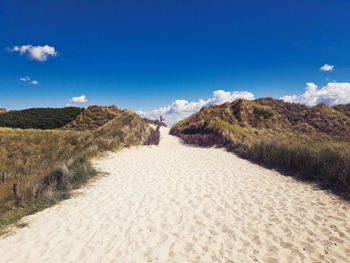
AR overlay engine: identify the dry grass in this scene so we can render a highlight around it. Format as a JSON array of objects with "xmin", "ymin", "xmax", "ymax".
[
  {"xmin": 173, "ymin": 98, "xmax": 350, "ymax": 139},
  {"xmin": 171, "ymin": 98, "xmax": 350, "ymax": 197},
  {"xmin": 0, "ymin": 110, "xmax": 152, "ymax": 229},
  {"xmin": 62, "ymin": 105, "xmax": 123, "ymax": 131}
]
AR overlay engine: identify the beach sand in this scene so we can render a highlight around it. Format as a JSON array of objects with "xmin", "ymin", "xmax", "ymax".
[{"xmin": 1, "ymin": 127, "xmax": 350, "ymax": 262}]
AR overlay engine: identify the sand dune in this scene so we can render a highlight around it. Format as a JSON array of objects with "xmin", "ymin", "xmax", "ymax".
[{"xmin": 1, "ymin": 127, "xmax": 350, "ymax": 262}]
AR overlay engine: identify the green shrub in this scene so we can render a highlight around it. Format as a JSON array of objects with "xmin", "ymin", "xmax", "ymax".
[
  {"xmin": 71, "ymin": 156, "xmax": 97, "ymax": 186},
  {"xmin": 253, "ymin": 108, "xmax": 273, "ymax": 119}
]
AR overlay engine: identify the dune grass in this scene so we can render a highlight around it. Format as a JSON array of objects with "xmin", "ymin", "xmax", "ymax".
[
  {"xmin": 171, "ymin": 104, "xmax": 350, "ymax": 197},
  {"xmin": 215, "ymin": 118, "xmax": 350, "ymax": 190},
  {"xmin": 62, "ymin": 105, "xmax": 122, "ymax": 131},
  {"xmin": 0, "ymin": 111, "xmax": 152, "ymax": 230}
]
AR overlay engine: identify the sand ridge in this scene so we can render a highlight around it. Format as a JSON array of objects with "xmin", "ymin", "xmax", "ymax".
[{"xmin": 1, "ymin": 127, "xmax": 350, "ymax": 262}]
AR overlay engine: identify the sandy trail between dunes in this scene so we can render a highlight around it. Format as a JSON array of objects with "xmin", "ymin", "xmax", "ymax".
[{"xmin": 1, "ymin": 127, "xmax": 350, "ymax": 263}]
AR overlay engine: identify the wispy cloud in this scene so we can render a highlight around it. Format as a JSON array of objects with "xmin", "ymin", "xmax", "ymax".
[
  {"xmin": 20, "ymin": 76, "xmax": 31, "ymax": 82},
  {"xmin": 65, "ymin": 104, "xmax": 78, "ymax": 107},
  {"xmin": 320, "ymin": 64, "xmax": 334, "ymax": 71},
  {"xmin": 19, "ymin": 76, "xmax": 38, "ymax": 85},
  {"xmin": 137, "ymin": 90, "xmax": 254, "ymax": 125},
  {"xmin": 10, "ymin": 44, "xmax": 58, "ymax": 62},
  {"xmin": 70, "ymin": 95, "xmax": 88, "ymax": 103},
  {"xmin": 280, "ymin": 82, "xmax": 350, "ymax": 106}
]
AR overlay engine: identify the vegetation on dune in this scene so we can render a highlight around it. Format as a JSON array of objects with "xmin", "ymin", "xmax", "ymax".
[
  {"xmin": 0, "ymin": 107, "xmax": 83, "ymax": 130},
  {"xmin": 141, "ymin": 117, "xmax": 161, "ymax": 126},
  {"xmin": 253, "ymin": 107, "xmax": 273, "ymax": 119},
  {"xmin": 63, "ymin": 105, "xmax": 123, "ymax": 131},
  {"xmin": 0, "ymin": 109, "xmax": 152, "ymax": 230},
  {"xmin": 171, "ymin": 98, "xmax": 350, "ymax": 197},
  {"xmin": 62, "ymin": 104, "xmax": 160, "ymax": 131},
  {"xmin": 0, "ymin": 108, "xmax": 6, "ymax": 114}
]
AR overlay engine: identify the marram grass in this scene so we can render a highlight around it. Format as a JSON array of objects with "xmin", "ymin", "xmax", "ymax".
[
  {"xmin": 0, "ymin": 111, "xmax": 152, "ymax": 231},
  {"xmin": 171, "ymin": 115, "xmax": 350, "ymax": 197}
]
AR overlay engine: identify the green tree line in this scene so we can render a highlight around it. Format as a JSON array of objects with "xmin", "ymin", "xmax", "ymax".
[{"xmin": 0, "ymin": 107, "xmax": 84, "ymax": 129}]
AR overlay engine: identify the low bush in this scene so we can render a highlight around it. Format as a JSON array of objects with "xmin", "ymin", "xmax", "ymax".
[{"xmin": 253, "ymin": 108, "xmax": 273, "ymax": 119}]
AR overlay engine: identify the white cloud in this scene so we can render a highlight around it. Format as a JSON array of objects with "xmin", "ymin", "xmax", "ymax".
[
  {"xmin": 65, "ymin": 103, "xmax": 78, "ymax": 107},
  {"xmin": 280, "ymin": 82, "xmax": 350, "ymax": 106},
  {"xmin": 20, "ymin": 76, "xmax": 30, "ymax": 82},
  {"xmin": 137, "ymin": 90, "xmax": 255, "ymax": 126},
  {"xmin": 206, "ymin": 90, "xmax": 255, "ymax": 105},
  {"xmin": 19, "ymin": 76, "xmax": 38, "ymax": 85},
  {"xmin": 70, "ymin": 95, "xmax": 88, "ymax": 103},
  {"xmin": 320, "ymin": 64, "xmax": 334, "ymax": 71},
  {"xmin": 11, "ymin": 45, "xmax": 57, "ymax": 62}
]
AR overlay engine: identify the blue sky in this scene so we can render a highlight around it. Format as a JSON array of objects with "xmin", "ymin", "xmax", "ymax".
[{"xmin": 0, "ymin": 0, "xmax": 349, "ymax": 122}]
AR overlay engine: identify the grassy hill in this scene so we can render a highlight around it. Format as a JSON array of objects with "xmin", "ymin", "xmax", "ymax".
[
  {"xmin": 0, "ymin": 107, "xmax": 83, "ymax": 129},
  {"xmin": 0, "ymin": 108, "xmax": 153, "ymax": 230},
  {"xmin": 63, "ymin": 105, "xmax": 123, "ymax": 131},
  {"xmin": 171, "ymin": 98, "xmax": 350, "ymax": 196}
]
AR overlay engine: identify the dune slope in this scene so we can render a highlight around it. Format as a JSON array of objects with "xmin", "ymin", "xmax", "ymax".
[{"xmin": 1, "ymin": 127, "xmax": 350, "ymax": 262}]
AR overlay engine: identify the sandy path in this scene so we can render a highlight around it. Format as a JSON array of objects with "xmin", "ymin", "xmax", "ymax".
[{"xmin": 1, "ymin": 127, "xmax": 350, "ymax": 263}]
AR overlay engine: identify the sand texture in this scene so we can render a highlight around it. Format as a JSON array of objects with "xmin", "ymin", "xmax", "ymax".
[{"xmin": 1, "ymin": 127, "xmax": 350, "ymax": 263}]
